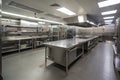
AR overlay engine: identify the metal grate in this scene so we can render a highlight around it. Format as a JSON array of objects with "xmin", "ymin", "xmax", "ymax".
[{"xmin": 8, "ymin": 1, "xmax": 44, "ymax": 13}]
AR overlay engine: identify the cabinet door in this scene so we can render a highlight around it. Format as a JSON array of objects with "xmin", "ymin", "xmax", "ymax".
[
  {"xmin": 69, "ymin": 47, "xmax": 77, "ymax": 65},
  {"xmin": 48, "ymin": 47, "xmax": 66, "ymax": 66}
]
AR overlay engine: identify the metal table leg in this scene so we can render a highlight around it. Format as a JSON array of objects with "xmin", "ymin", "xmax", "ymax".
[
  {"xmin": 65, "ymin": 51, "xmax": 69, "ymax": 75},
  {"xmin": 34, "ymin": 39, "xmax": 36, "ymax": 48},
  {"xmin": 32, "ymin": 39, "xmax": 34, "ymax": 49},
  {"xmin": 45, "ymin": 46, "xmax": 47, "ymax": 71},
  {"xmin": 33, "ymin": 38, "xmax": 36, "ymax": 48},
  {"xmin": 18, "ymin": 40, "xmax": 20, "ymax": 53},
  {"xmin": 82, "ymin": 44, "xmax": 84, "ymax": 56}
]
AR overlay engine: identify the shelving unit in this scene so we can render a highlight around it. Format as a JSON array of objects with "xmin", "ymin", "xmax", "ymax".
[
  {"xmin": 52, "ymin": 29, "xmax": 60, "ymax": 41},
  {"xmin": 1, "ymin": 24, "xmax": 71, "ymax": 54},
  {"xmin": 2, "ymin": 25, "xmax": 50, "ymax": 54},
  {"xmin": 2, "ymin": 40, "xmax": 19, "ymax": 53},
  {"xmin": 51, "ymin": 25, "xmax": 67, "ymax": 41}
]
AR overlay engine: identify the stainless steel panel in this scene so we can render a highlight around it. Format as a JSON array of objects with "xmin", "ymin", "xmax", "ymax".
[
  {"xmin": 69, "ymin": 47, "xmax": 77, "ymax": 64},
  {"xmin": 45, "ymin": 36, "xmax": 99, "ymax": 74},
  {"xmin": 48, "ymin": 47, "xmax": 66, "ymax": 66},
  {"xmin": 48, "ymin": 46, "xmax": 83, "ymax": 66}
]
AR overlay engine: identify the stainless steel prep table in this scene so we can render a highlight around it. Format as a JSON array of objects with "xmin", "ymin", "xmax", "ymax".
[
  {"xmin": 44, "ymin": 36, "xmax": 98, "ymax": 74},
  {"xmin": 31, "ymin": 36, "xmax": 49, "ymax": 48},
  {"xmin": 2, "ymin": 36, "xmax": 49, "ymax": 53},
  {"xmin": 2, "ymin": 36, "xmax": 34, "ymax": 53}
]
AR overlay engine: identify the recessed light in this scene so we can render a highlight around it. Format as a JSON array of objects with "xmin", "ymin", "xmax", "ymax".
[
  {"xmin": 98, "ymin": 0, "xmax": 120, "ymax": 8},
  {"xmin": 103, "ymin": 16, "xmax": 114, "ymax": 19},
  {"xmin": 56, "ymin": 7, "xmax": 76, "ymax": 15},
  {"xmin": 101, "ymin": 10, "xmax": 117, "ymax": 15}
]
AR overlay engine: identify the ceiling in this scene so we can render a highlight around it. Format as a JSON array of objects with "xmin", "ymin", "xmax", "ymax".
[
  {"xmin": 2, "ymin": 0, "xmax": 120, "ymax": 25},
  {"xmin": 76, "ymin": 0, "xmax": 120, "ymax": 24}
]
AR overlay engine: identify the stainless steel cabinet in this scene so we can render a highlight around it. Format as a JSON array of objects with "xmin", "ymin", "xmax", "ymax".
[{"xmin": 48, "ymin": 45, "xmax": 84, "ymax": 66}]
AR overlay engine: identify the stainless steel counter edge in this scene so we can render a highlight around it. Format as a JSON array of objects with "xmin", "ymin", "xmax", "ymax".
[
  {"xmin": 44, "ymin": 36, "xmax": 99, "ymax": 49},
  {"xmin": 2, "ymin": 36, "xmax": 49, "ymax": 41}
]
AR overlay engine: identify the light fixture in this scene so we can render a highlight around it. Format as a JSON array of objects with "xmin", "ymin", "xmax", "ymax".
[
  {"xmin": 38, "ymin": 22, "xmax": 45, "ymax": 24},
  {"xmin": 98, "ymin": 0, "xmax": 120, "ymax": 8},
  {"xmin": 104, "ymin": 20, "xmax": 113, "ymax": 23},
  {"xmin": 78, "ymin": 16, "xmax": 84, "ymax": 22},
  {"xmin": 56, "ymin": 7, "xmax": 76, "ymax": 15},
  {"xmin": 103, "ymin": 16, "xmax": 114, "ymax": 19},
  {"xmin": 2, "ymin": 11, "xmax": 64, "ymax": 24},
  {"xmin": 101, "ymin": 10, "xmax": 117, "ymax": 15},
  {"xmin": 105, "ymin": 22, "xmax": 111, "ymax": 24},
  {"xmin": 20, "ymin": 20, "xmax": 38, "ymax": 27}
]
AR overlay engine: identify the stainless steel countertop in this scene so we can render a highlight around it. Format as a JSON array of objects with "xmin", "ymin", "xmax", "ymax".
[
  {"xmin": 2, "ymin": 36, "xmax": 48, "ymax": 41},
  {"xmin": 2, "ymin": 36, "xmax": 32, "ymax": 41},
  {"xmin": 44, "ymin": 36, "xmax": 98, "ymax": 49}
]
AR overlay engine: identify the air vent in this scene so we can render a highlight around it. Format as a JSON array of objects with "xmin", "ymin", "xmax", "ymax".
[
  {"xmin": 50, "ymin": 3, "xmax": 61, "ymax": 7},
  {"xmin": 8, "ymin": 1, "xmax": 44, "ymax": 13},
  {"xmin": 45, "ymin": 13, "xmax": 61, "ymax": 18}
]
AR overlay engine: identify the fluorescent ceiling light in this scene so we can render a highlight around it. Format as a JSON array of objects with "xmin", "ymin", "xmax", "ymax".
[
  {"xmin": 101, "ymin": 10, "xmax": 117, "ymax": 15},
  {"xmin": 105, "ymin": 21, "xmax": 112, "ymax": 24},
  {"xmin": 78, "ymin": 16, "xmax": 84, "ymax": 22},
  {"xmin": 98, "ymin": 0, "xmax": 120, "ymax": 8},
  {"xmin": 21, "ymin": 20, "xmax": 38, "ymax": 26},
  {"xmin": 105, "ymin": 22, "xmax": 111, "ymax": 24},
  {"xmin": 103, "ymin": 16, "xmax": 114, "ymax": 19},
  {"xmin": 2, "ymin": 11, "xmax": 64, "ymax": 24},
  {"xmin": 38, "ymin": 22, "xmax": 45, "ymax": 24},
  {"xmin": 104, "ymin": 20, "xmax": 113, "ymax": 23},
  {"xmin": 56, "ymin": 7, "xmax": 76, "ymax": 15}
]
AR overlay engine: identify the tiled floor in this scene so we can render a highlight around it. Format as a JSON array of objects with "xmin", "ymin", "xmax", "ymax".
[{"xmin": 2, "ymin": 42, "xmax": 118, "ymax": 80}]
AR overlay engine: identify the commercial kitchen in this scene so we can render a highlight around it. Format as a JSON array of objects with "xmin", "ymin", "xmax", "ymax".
[{"xmin": 0, "ymin": 0, "xmax": 120, "ymax": 80}]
